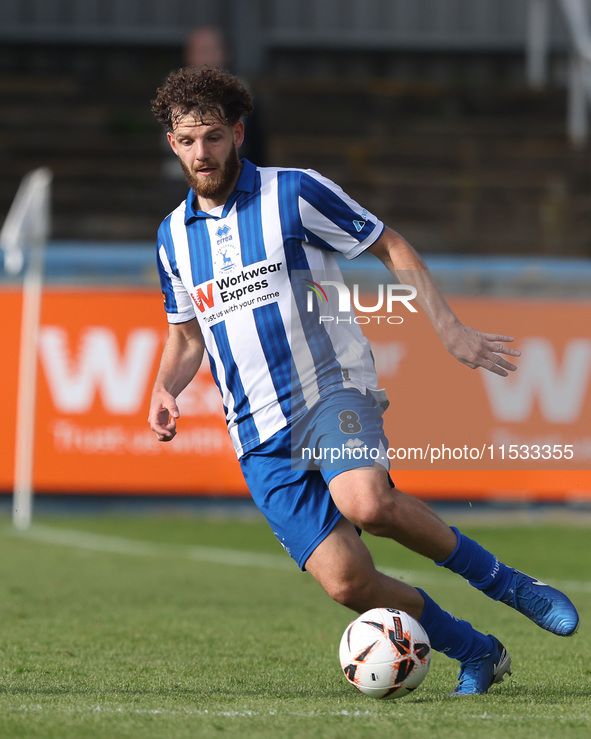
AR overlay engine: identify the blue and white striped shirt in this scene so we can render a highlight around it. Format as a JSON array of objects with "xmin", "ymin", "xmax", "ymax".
[{"xmin": 157, "ymin": 160, "xmax": 385, "ymax": 457}]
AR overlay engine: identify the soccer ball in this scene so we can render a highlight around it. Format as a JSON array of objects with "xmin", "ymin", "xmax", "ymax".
[{"xmin": 339, "ymin": 607, "xmax": 431, "ymax": 699}]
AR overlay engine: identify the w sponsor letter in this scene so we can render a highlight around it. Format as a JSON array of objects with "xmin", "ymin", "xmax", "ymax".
[
  {"xmin": 482, "ymin": 338, "xmax": 591, "ymax": 423},
  {"xmin": 39, "ymin": 326, "xmax": 159, "ymax": 414},
  {"xmin": 192, "ymin": 282, "xmax": 215, "ymax": 312}
]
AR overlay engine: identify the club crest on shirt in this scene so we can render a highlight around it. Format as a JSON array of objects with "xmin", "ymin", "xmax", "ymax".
[{"xmin": 215, "ymin": 239, "xmax": 239, "ymax": 274}]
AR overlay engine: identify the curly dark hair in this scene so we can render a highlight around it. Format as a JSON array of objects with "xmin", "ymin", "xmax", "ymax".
[{"xmin": 151, "ymin": 66, "xmax": 254, "ymax": 130}]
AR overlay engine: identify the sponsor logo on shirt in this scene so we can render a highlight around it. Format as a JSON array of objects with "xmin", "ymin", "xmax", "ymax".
[
  {"xmin": 191, "ymin": 261, "xmax": 284, "ymax": 324},
  {"xmin": 192, "ymin": 282, "xmax": 215, "ymax": 312}
]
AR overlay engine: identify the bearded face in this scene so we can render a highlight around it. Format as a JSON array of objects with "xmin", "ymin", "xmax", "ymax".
[
  {"xmin": 178, "ymin": 144, "xmax": 241, "ymax": 201},
  {"xmin": 168, "ymin": 111, "xmax": 244, "ymax": 207}
]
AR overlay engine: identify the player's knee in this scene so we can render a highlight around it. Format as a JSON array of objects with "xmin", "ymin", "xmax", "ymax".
[
  {"xmin": 325, "ymin": 572, "xmax": 372, "ymax": 610},
  {"xmin": 348, "ymin": 494, "xmax": 398, "ymax": 538}
]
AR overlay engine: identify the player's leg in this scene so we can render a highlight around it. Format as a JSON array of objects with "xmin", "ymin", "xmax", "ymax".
[
  {"xmin": 435, "ymin": 524, "xmax": 580, "ymax": 637},
  {"xmin": 304, "ymin": 516, "xmax": 511, "ymax": 695},
  {"xmin": 303, "ymin": 514, "xmax": 424, "ymax": 617},
  {"xmin": 327, "ymin": 465, "xmax": 457, "ymax": 560},
  {"xmin": 240, "ymin": 426, "xmax": 510, "ymax": 694},
  {"xmin": 329, "ymin": 465, "xmax": 579, "ymax": 637}
]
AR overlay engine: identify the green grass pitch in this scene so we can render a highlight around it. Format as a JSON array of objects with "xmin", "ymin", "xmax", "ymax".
[{"xmin": 0, "ymin": 511, "xmax": 589, "ymax": 738}]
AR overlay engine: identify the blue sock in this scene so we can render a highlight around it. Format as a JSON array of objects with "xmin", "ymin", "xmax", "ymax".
[
  {"xmin": 436, "ymin": 527, "xmax": 512, "ymax": 600},
  {"xmin": 417, "ymin": 588, "xmax": 493, "ymax": 663}
]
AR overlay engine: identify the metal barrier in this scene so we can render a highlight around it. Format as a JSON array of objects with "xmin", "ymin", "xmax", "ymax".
[
  {"xmin": 0, "ymin": 0, "xmax": 568, "ymax": 50},
  {"xmin": 3, "ymin": 0, "xmax": 591, "ymax": 142}
]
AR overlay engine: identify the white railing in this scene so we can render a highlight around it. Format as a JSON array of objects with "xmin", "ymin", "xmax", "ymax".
[
  {"xmin": 527, "ymin": 0, "xmax": 591, "ymax": 145},
  {"xmin": 0, "ymin": 168, "xmax": 52, "ymax": 530}
]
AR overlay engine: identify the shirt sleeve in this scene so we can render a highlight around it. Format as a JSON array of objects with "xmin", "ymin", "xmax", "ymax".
[
  {"xmin": 156, "ymin": 229, "xmax": 195, "ymax": 324},
  {"xmin": 298, "ymin": 170, "xmax": 384, "ymax": 259}
]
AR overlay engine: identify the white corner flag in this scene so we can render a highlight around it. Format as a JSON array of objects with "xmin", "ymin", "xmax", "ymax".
[{"xmin": 0, "ymin": 167, "xmax": 53, "ymax": 530}]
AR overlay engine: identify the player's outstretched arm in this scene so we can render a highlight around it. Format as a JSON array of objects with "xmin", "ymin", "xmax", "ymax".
[
  {"xmin": 148, "ymin": 319, "xmax": 205, "ymax": 441},
  {"xmin": 367, "ymin": 227, "xmax": 521, "ymax": 376}
]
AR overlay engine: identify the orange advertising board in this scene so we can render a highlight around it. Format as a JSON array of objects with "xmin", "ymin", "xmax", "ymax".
[
  {"xmin": 1, "ymin": 287, "xmax": 590, "ymax": 500},
  {"xmin": 361, "ymin": 298, "xmax": 591, "ymax": 500},
  {"xmin": 1, "ymin": 287, "xmax": 245, "ymax": 496}
]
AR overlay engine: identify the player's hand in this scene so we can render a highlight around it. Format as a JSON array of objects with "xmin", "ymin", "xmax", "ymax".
[
  {"xmin": 443, "ymin": 323, "xmax": 521, "ymax": 377},
  {"xmin": 148, "ymin": 391, "xmax": 180, "ymax": 441}
]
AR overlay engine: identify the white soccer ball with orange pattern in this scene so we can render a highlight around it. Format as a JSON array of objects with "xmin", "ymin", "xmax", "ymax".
[{"xmin": 339, "ymin": 607, "xmax": 431, "ymax": 699}]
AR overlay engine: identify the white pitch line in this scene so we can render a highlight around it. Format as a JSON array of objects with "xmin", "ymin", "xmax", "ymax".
[
  {"xmin": 4, "ymin": 524, "xmax": 441, "ymax": 586},
  {"xmin": 7, "ymin": 524, "xmax": 294, "ymax": 571},
  {"xmin": 6, "ymin": 524, "xmax": 591, "ymax": 593},
  {"xmin": 5, "ymin": 704, "xmax": 591, "ymax": 722}
]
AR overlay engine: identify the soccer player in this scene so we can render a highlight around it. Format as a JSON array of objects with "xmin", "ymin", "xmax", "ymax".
[{"xmin": 148, "ymin": 66, "xmax": 579, "ymax": 695}]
